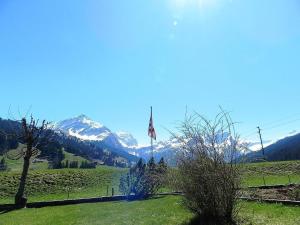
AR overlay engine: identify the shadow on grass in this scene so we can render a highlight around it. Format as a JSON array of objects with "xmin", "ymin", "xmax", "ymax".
[
  {"xmin": 124, "ymin": 194, "xmax": 165, "ymax": 202},
  {"xmin": 0, "ymin": 207, "xmax": 18, "ymax": 215},
  {"xmin": 181, "ymin": 215, "xmax": 237, "ymax": 225},
  {"xmin": 0, "ymin": 195, "xmax": 167, "ymax": 213}
]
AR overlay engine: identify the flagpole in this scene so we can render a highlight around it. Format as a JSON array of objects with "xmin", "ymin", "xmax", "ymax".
[
  {"xmin": 151, "ymin": 136, "xmax": 153, "ymax": 159},
  {"xmin": 150, "ymin": 106, "xmax": 153, "ymax": 158}
]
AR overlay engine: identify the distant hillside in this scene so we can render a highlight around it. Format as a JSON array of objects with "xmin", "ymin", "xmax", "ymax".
[
  {"xmin": 0, "ymin": 118, "xmax": 139, "ymax": 168},
  {"xmin": 245, "ymin": 133, "xmax": 300, "ymax": 162}
]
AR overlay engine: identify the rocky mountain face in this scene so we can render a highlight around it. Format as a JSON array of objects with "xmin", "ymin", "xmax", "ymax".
[
  {"xmin": 55, "ymin": 115, "xmax": 179, "ymax": 164},
  {"xmin": 55, "ymin": 115, "xmax": 300, "ymax": 165},
  {"xmin": 115, "ymin": 131, "xmax": 138, "ymax": 148},
  {"xmin": 56, "ymin": 115, "xmax": 122, "ymax": 148}
]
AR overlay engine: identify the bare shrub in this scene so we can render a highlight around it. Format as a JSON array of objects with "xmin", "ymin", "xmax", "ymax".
[{"xmin": 173, "ymin": 110, "xmax": 242, "ymax": 224}]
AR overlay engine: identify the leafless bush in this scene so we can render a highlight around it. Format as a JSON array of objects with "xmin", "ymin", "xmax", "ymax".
[
  {"xmin": 173, "ymin": 110, "xmax": 242, "ymax": 224},
  {"xmin": 3, "ymin": 115, "xmax": 52, "ymax": 207}
]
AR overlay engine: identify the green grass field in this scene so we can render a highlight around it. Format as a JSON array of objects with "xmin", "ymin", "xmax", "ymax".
[
  {"xmin": 238, "ymin": 201, "xmax": 300, "ymax": 225},
  {"xmin": 241, "ymin": 160, "xmax": 300, "ymax": 187},
  {"xmin": 0, "ymin": 146, "xmax": 49, "ymax": 172},
  {"xmin": 0, "ymin": 196, "xmax": 299, "ymax": 225},
  {"xmin": 1, "ymin": 159, "xmax": 300, "ymax": 204},
  {"xmin": 0, "ymin": 155, "xmax": 48, "ymax": 172},
  {"xmin": 0, "ymin": 148, "xmax": 91, "ymax": 173},
  {"xmin": 0, "ymin": 166, "xmax": 125, "ymax": 204},
  {"xmin": 61, "ymin": 150, "xmax": 89, "ymax": 165}
]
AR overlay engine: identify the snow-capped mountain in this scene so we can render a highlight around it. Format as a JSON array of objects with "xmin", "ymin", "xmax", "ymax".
[
  {"xmin": 125, "ymin": 138, "xmax": 181, "ymax": 165},
  {"xmin": 55, "ymin": 115, "xmax": 123, "ymax": 149},
  {"xmin": 54, "ymin": 115, "xmax": 258, "ymax": 165},
  {"xmin": 115, "ymin": 131, "xmax": 138, "ymax": 148},
  {"xmin": 56, "ymin": 114, "xmax": 109, "ymax": 141},
  {"xmin": 55, "ymin": 115, "xmax": 179, "ymax": 164},
  {"xmin": 55, "ymin": 115, "xmax": 300, "ymax": 165}
]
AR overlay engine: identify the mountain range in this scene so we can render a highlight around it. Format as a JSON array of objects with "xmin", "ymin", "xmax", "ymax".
[
  {"xmin": 1, "ymin": 115, "xmax": 299, "ymax": 167},
  {"xmin": 55, "ymin": 115, "xmax": 180, "ymax": 165},
  {"xmin": 56, "ymin": 115, "xmax": 300, "ymax": 164},
  {"xmin": 55, "ymin": 115, "xmax": 300, "ymax": 163}
]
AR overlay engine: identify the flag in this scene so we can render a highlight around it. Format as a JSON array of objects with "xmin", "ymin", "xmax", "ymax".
[{"xmin": 148, "ymin": 107, "xmax": 156, "ymax": 140}]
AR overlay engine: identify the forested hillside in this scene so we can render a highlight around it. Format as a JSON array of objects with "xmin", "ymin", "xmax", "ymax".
[
  {"xmin": 245, "ymin": 133, "xmax": 300, "ymax": 162},
  {"xmin": 0, "ymin": 118, "xmax": 138, "ymax": 168}
]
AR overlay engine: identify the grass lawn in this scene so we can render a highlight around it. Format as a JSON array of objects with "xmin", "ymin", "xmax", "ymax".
[
  {"xmin": 239, "ymin": 201, "xmax": 300, "ymax": 225},
  {"xmin": 0, "ymin": 196, "xmax": 193, "ymax": 225},
  {"xmin": 0, "ymin": 196, "xmax": 299, "ymax": 225}
]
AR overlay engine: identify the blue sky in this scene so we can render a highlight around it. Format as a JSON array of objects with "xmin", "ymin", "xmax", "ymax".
[{"xmin": 1, "ymin": 0, "xmax": 300, "ymax": 145}]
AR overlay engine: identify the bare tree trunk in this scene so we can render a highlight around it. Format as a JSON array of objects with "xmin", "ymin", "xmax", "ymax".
[{"xmin": 15, "ymin": 155, "xmax": 30, "ymax": 207}]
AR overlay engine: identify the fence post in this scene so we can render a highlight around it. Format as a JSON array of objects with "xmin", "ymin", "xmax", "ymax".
[
  {"xmin": 288, "ymin": 175, "xmax": 291, "ymax": 184},
  {"xmin": 112, "ymin": 188, "xmax": 114, "ymax": 196},
  {"xmin": 263, "ymin": 176, "xmax": 266, "ymax": 186},
  {"xmin": 106, "ymin": 185, "xmax": 109, "ymax": 196}
]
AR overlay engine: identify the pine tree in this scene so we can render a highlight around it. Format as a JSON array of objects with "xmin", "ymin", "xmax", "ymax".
[
  {"xmin": 147, "ymin": 157, "xmax": 156, "ymax": 172},
  {"xmin": 146, "ymin": 157, "xmax": 159, "ymax": 195},
  {"xmin": 119, "ymin": 157, "xmax": 165, "ymax": 199},
  {"xmin": 157, "ymin": 157, "xmax": 167, "ymax": 174},
  {"xmin": 0, "ymin": 157, "xmax": 7, "ymax": 171},
  {"xmin": 69, "ymin": 161, "xmax": 78, "ymax": 168}
]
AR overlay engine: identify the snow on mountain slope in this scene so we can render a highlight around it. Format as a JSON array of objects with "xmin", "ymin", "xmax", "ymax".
[
  {"xmin": 55, "ymin": 114, "xmax": 300, "ymax": 165},
  {"xmin": 124, "ymin": 138, "xmax": 181, "ymax": 165},
  {"xmin": 55, "ymin": 115, "xmax": 124, "ymax": 149},
  {"xmin": 115, "ymin": 131, "xmax": 138, "ymax": 148},
  {"xmin": 56, "ymin": 115, "xmax": 111, "ymax": 141},
  {"xmin": 55, "ymin": 115, "xmax": 179, "ymax": 164}
]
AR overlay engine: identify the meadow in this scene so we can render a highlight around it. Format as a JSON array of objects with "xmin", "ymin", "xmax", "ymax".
[
  {"xmin": 0, "ymin": 167, "xmax": 125, "ymax": 204},
  {"xmin": 0, "ymin": 196, "xmax": 300, "ymax": 225},
  {"xmin": 0, "ymin": 158, "xmax": 299, "ymax": 204},
  {"xmin": 241, "ymin": 160, "xmax": 300, "ymax": 187},
  {"xmin": 0, "ymin": 157, "xmax": 299, "ymax": 224}
]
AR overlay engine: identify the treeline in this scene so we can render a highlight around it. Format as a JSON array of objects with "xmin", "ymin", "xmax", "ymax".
[
  {"xmin": 0, "ymin": 157, "xmax": 7, "ymax": 171},
  {"xmin": 47, "ymin": 132, "xmax": 132, "ymax": 168},
  {"xmin": 0, "ymin": 119, "xmax": 20, "ymax": 155},
  {"xmin": 53, "ymin": 160, "xmax": 96, "ymax": 169}
]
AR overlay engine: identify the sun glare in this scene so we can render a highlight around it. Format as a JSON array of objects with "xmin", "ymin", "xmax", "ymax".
[{"xmin": 170, "ymin": 0, "xmax": 218, "ymax": 10}]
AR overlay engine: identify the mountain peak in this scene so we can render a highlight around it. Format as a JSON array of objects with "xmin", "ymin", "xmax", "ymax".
[
  {"xmin": 76, "ymin": 114, "xmax": 89, "ymax": 119},
  {"xmin": 71, "ymin": 115, "xmax": 103, "ymax": 129},
  {"xmin": 56, "ymin": 116, "xmax": 137, "ymax": 149},
  {"xmin": 115, "ymin": 131, "xmax": 138, "ymax": 147}
]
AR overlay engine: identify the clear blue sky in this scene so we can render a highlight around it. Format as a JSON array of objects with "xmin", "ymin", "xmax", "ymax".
[{"xmin": 1, "ymin": 0, "xmax": 300, "ymax": 145}]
